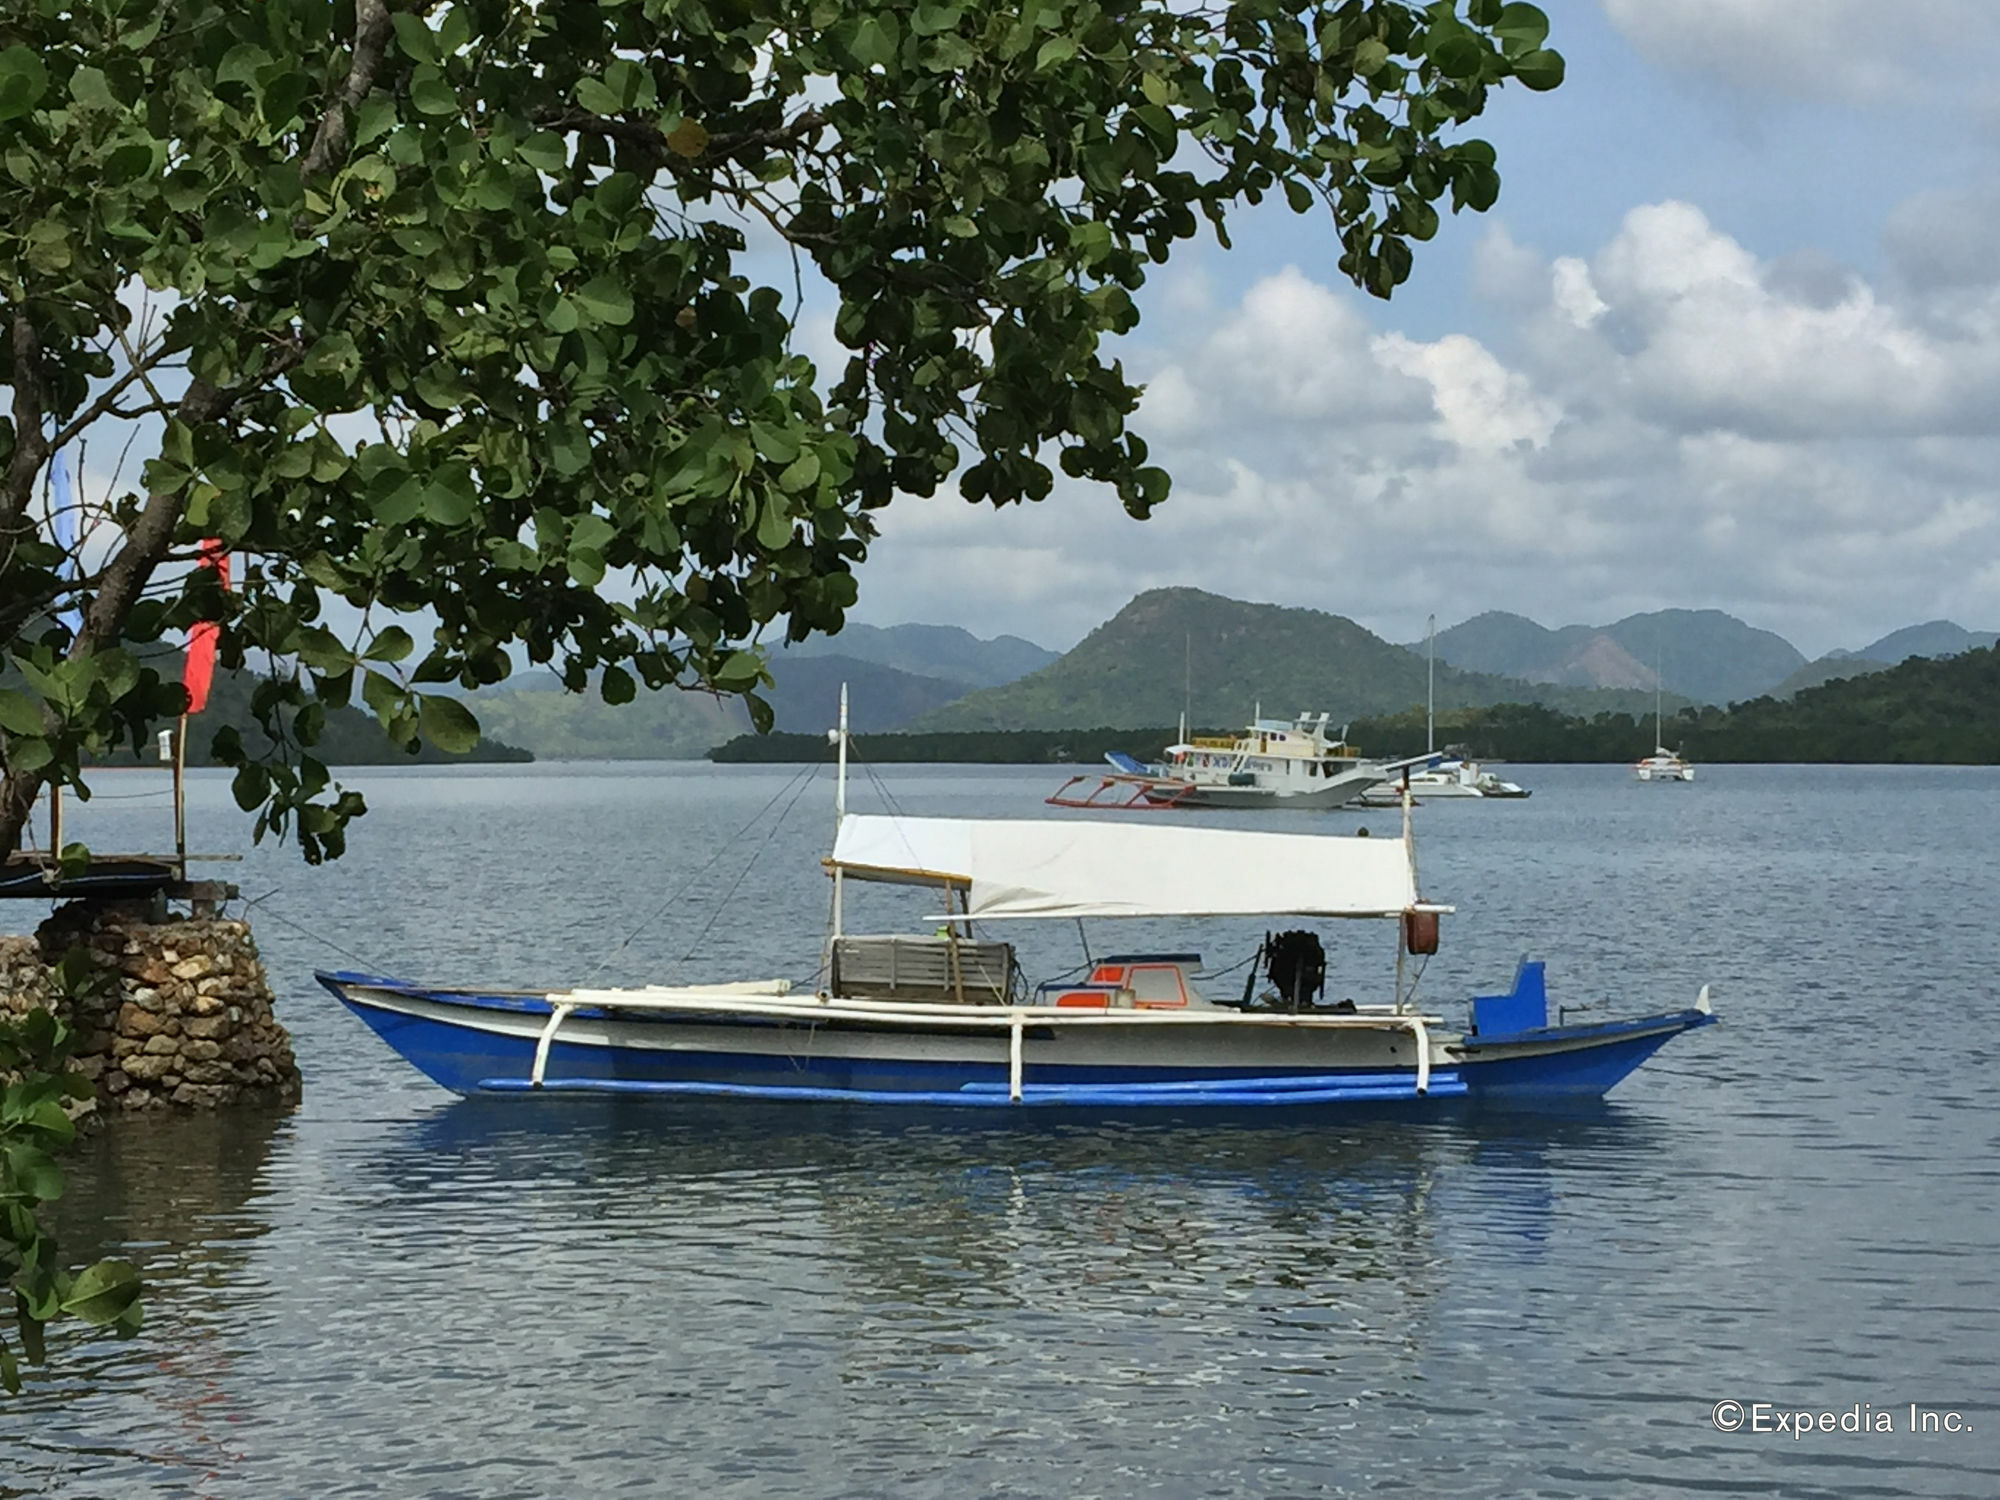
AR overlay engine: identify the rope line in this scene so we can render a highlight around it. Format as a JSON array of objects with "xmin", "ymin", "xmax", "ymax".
[
  {"xmin": 584, "ymin": 759, "xmax": 824, "ymax": 981},
  {"xmin": 238, "ymin": 890, "xmax": 383, "ymax": 970},
  {"xmin": 680, "ymin": 762, "xmax": 826, "ymax": 962}
]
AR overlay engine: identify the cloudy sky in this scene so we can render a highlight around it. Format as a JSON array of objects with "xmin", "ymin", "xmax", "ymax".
[{"xmin": 838, "ymin": 0, "xmax": 2000, "ymax": 659}]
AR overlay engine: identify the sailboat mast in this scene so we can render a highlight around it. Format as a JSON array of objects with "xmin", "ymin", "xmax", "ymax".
[
  {"xmin": 1181, "ymin": 631, "xmax": 1190, "ymax": 745},
  {"xmin": 1655, "ymin": 641, "xmax": 1663, "ymax": 750},
  {"xmin": 1426, "ymin": 612, "xmax": 1436, "ymax": 756},
  {"xmin": 831, "ymin": 683, "xmax": 849, "ymax": 942}
]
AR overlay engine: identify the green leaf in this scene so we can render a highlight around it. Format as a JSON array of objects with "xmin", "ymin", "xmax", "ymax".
[
  {"xmin": 1493, "ymin": 3, "xmax": 1551, "ymax": 52},
  {"xmin": 852, "ymin": 17, "xmax": 897, "ymax": 69},
  {"xmin": 5, "ymin": 736, "xmax": 52, "ymax": 774},
  {"xmin": 0, "ymin": 44, "xmax": 50, "ymax": 121},
  {"xmin": 361, "ymin": 669, "xmax": 403, "ymax": 722},
  {"xmin": 600, "ymin": 665, "xmax": 635, "ymax": 705},
  {"xmin": 574, "ymin": 276, "xmax": 633, "ymax": 326},
  {"xmin": 421, "ymin": 478, "xmax": 476, "ymax": 526},
  {"xmin": 3, "ymin": 1143, "xmax": 64, "ymax": 1203},
  {"xmin": 417, "ymin": 694, "xmax": 480, "ymax": 754},
  {"xmin": 778, "ymin": 451, "xmax": 821, "ymax": 493},
  {"xmin": 1429, "ymin": 32, "xmax": 1486, "ymax": 82},
  {"xmin": 756, "ymin": 494, "xmax": 792, "ymax": 550},
  {"xmin": 1511, "ymin": 48, "xmax": 1565, "ymax": 91},
  {"xmin": 571, "ymin": 514, "xmax": 618, "ymax": 552},
  {"xmin": 231, "ymin": 761, "xmax": 271, "ymax": 811},
  {"xmin": 574, "ymin": 77, "xmax": 622, "ymax": 116},
  {"xmin": 713, "ymin": 650, "xmax": 765, "ymax": 689},
  {"xmin": 362, "ymin": 626, "xmax": 415, "ymax": 663},
  {"xmin": 565, "ymin": 546, "xmax": 606, "ymax": 586},
  {"xmin": 410, "ymin": 75, "xmax": 458, "ymax": 117},
  {"xmin": 1035, "ymin": 36, "xmax": 1077, "ymax": 71},
  {"xmin": 390, "ymin": 13, "xmax": 439, "ymax": 66},
  {"xmin": 518, "ymin": 130, "xmax": 567, "ymax": 172},
  {"xmin": 59, "ymin": 1260, "xmax": 141, "ymax": 1328},
  {"xmin": 751, "ymin": 421, "xmax": 801, "ymax": 464},
  {"xmin": 0, "ymin": 687, "xmax": 42, "ymax": 735},
  {"xmin": 67, "ymin": 65, "xmax": 119, "ymax": 113}
]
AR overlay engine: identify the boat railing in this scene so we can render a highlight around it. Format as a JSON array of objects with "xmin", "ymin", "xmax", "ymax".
[{"xmin": 830, "ymin": 934, "xmax": 1014, "ymax": 1005}]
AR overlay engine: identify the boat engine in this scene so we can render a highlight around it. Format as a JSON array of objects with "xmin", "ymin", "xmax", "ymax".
[{"xmin": 1253, "ymin": 929, "xmax": 1325, "ymax": 1013}]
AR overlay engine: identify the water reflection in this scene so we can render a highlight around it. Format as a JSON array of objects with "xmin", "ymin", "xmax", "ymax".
[
  {"xmin": 27, "ymin": 1106, "xmax": 292, "ymax": 1494},
  {"xmin": 9, "ymin": 762, "xmax": 1997, "ymax": 1496},
  {"xmin": 378, "ymin": 1100, "xmax": 1589, "ymax": 1399}
]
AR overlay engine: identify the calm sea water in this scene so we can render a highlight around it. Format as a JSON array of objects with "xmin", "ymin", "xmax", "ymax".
[{"xmin": 3, "ymin": 761, "xmax": 1997, "ymax": 1497}]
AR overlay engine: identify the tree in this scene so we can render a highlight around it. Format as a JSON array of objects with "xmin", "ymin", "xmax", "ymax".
[
  {"xmin": 0, "ymin": 0, "xmax": 1562, "ymax": 861},
  {"xmin": 0, "ymin": 0, "xmax": 1561, "ymax": 1394}
]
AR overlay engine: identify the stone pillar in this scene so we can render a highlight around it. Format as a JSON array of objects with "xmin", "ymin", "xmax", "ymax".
[{"xmin": 0, "ymin": 903, "xmax": 301, "ymax": 1111}]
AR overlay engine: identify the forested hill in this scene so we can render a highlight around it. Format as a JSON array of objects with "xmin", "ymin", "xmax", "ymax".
[
  {"xmin": 911, "ymin": 588, "xmax": 1674, "ymax": 732},
  {"xmin": 714, "ymin": 646, "xmax": 2000, "ymax": 764},
  {"xmin": 1680, "ymin": 644, "xmax": 2000, "ymax": 762},
  {"xmin": 1357, "ymin": 644, "xmax": 2000, "ymax": 763}
]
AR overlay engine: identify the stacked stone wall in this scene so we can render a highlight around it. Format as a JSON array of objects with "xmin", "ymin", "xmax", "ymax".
[{"xmin": 0, "ymin": 904, "xmax": 300, "ymax": 1111}]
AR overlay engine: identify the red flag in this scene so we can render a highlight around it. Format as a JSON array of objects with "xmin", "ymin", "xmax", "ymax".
[{"xmin": 182, "ymin": 540, "xmax": 230, "ymax": 716}]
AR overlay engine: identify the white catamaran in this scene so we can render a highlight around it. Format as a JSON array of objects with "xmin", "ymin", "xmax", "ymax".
[{"xmin": 1634, "ymin": 673, "xmax": 1695, "ymax": 782}]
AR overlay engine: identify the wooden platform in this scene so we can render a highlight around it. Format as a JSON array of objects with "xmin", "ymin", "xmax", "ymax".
[{"xmin": 0, "ymin": 852, "xmax": 238, "ymax": 904}]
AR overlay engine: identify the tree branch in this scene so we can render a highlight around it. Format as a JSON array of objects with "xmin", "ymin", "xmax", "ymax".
[
  {"xmin": 48, "ymin": 356, "xmax": 169, "ymax": 454},
  {"xmin": 75, "ymin": 342, "xmax": 304, "ymax": 658},
  {"xmin": 301, "ymin": 0, "xmax": 393, "ymax": 179},
  {"xmin": 0, "ymin": 308, "xmax": 51, "ymax": 534}
]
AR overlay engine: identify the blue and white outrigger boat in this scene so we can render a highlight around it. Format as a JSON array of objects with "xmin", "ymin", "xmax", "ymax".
[{"xmin": 319, "ymin": 700, "xmax": 1714, "ymax": 1111}]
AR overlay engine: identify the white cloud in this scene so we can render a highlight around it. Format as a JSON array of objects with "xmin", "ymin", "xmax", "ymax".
[
  {"xmin": 1597, "ymin": 0, "xmax": 1983, "ymax": 104},
  {"xmin": 1550, "ymin": 257, "xmax": 1607, "ymax": 328},
  {"xmin": 1583, "ymin": 200, "xmax": 2000, "ymax": 438},
  {"xmin": 1371, "ymin": 333, "xmax": 1562, "ymax": 451},
  {"xmin": 849, "ymin": 203, "xmax": 2000, "ymax": 658}
]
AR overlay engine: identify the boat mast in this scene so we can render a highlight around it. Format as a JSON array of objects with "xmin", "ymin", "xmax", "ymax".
[
  {"xmin": 1426, "ymin": 612, "xmax": 1436, "ymax": 756},
  {"xmin": 1655, "ymin": 641, "xmax": 1664, "ymax": 752},
  {"xmin": 831, "ymin": 683, "xmax": 849, "ymax": 943},
  {"xmin": 1180, "ymin": 631, "xmax": 1190, "ymax": 747}
]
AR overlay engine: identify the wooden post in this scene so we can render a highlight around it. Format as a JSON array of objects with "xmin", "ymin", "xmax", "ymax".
[
  {"xmin": 173, "ymin": 714, "xmax": 188, "ymax": 878},
  {"xmin": 944, "ymin": 880, "xmax": 965, "ymax": 1005}
]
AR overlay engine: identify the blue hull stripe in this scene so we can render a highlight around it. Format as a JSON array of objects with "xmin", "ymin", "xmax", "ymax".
[{"xmin": 478, "ymin": 1073, "xmax": 1469, "ymax": 1106}]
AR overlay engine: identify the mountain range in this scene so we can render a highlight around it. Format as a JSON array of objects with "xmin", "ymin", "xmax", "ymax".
[
  {"xmin": 1418, "ymin": 612, "xmax": 1999, "ymax": 706},
  {"xmin": 460, "ymin": 594, "xmax": 1998, "ymax": 759},
  {"xmin": 467, "ymin": 622, "xmax": 1054, "ymax": 757},
  {"xmin": 910, "ymin": 589, "xmax": 1675, "ymax": 732}
]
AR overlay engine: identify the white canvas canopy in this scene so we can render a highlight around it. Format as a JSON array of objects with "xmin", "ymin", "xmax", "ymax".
[{"xmin": 828, "ymin": 815, "xmax": 1419, "ymax": 920}]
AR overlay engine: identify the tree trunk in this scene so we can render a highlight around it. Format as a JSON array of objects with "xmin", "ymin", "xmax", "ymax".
[{"xmin": 0, "ymin": 764, "xmax": 42, "ymax": 860}]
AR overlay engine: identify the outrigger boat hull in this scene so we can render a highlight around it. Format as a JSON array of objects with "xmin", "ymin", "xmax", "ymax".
[{"xmin": 315, "ymin": 964, "xmax": 1715, "ymax": 1110}]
